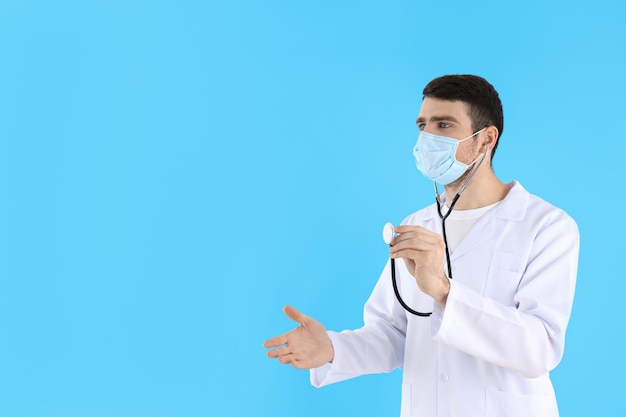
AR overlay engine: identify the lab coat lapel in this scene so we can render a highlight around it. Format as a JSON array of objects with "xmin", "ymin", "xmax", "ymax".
[
  {"xmin": 449, "ymin": 181, "xmax": 528, "ymax": 261},
  {"xmin": 416, "ymin": 205, "xmax": 443, "ymax": 234}
]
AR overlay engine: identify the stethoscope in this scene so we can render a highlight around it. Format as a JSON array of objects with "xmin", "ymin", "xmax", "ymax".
[{"xmin": 383, "ymin": 143, "xmax": 489, "ymax": 317}]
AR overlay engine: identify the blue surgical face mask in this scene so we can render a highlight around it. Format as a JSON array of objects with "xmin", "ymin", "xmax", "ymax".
[{"xmin": 413, "ymin": 128, "xmax": 486, "ymax": 185}]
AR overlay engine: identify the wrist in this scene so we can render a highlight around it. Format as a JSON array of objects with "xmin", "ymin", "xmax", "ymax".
[{"xmin": 436, "ymin": 276, "xmax": 451, "ymax": 307}]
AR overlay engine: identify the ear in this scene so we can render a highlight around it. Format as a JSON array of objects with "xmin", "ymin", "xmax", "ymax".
[{"xmin": 482, "ymin": 125, "xmax": 499, "ymax": 152}]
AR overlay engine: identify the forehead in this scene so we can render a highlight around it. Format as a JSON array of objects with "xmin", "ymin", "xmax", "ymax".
[{"xmin": 416, "ymin": 97, "xmax": 472, "ymax": 124}]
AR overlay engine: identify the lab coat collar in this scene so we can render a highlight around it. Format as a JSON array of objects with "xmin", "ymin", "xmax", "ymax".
[
  {"xmin": 429, "ymin": 181, "xmax": 529, "ymax": 261},
  {"xmin": 427, "ymin": 180, "xmax": 528, "ymax": 222}
]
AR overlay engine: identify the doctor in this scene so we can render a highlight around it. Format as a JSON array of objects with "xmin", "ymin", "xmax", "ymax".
[{"xmin": 264, "ymin": 74, "xmax": 579, "ymax": 417}]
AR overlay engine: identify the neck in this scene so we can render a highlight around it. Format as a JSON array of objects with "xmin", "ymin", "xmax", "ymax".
[{"xmin": 442, "ymin": 168, "xmax": 509, "ymax": 210}]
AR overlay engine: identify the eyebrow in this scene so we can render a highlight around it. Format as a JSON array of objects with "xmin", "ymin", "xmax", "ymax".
[{"xmin": 415, "ymin": 115, "xmax": 460, "ymax": 124}]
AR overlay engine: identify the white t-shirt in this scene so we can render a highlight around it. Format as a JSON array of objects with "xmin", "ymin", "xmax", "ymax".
[{"xmin": 442, "ymin": 201, "xmax": 500, "ymax": 253}]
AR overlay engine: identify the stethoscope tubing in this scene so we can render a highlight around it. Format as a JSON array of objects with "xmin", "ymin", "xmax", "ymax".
[
  {"xmin": 389, "ymin": 197, "xmax": 456, "ymax": 318},
  {"xmin": 390, "ymin": 257, "xmax": 432, "ymax": 316}
]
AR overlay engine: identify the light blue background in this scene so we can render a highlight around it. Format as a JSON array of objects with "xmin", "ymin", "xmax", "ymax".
[{"xmin": 0, "ymin": 0, "xmax": 624, "ymax": 416}]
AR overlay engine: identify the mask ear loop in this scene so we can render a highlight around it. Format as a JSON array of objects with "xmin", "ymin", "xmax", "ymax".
[{"xmin": 434, "ymin": 139, "xmax": 490, "ymax": 202}]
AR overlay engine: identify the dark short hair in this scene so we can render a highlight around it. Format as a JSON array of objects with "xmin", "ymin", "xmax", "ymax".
[{"xmin": 423, "ymin": 75, "xmax": 504, "ymax": 160}]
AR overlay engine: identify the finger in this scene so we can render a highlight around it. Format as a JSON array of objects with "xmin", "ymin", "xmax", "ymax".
[
  {"xmin": 392, "ymin": 248, "xmax": 444, "ymax": 264},
  {"xmin": 390, "ymin": 248, "xmax": 422, "ymax": 260},
  {"xmin": 394, "ymin": 225, "xmax": 429, "ymax": 234},
  {"xmin": 283, "ymin": 305, "xmax": 307, "ymax": 326},
  {"xmin": 291, "ymin": 359, "xmax": 306, "ymax": 369},
  {"xmin": 278, "ymin": 354, "xmax": 295, "ymax": 365},
  {"xmin": 389, "ymin": 238, "xmax": 441, "ymax": 254},
  {"xmin": 394, "ymin": 229, "xmax": 440, "ymax": 245},
  {"xmin": 266, "ymin": 345, "xmax": 291, "ymax": 359},
  {"xmin": 263, "ymin": 334, "xmax": 288, "ymax": 349}
]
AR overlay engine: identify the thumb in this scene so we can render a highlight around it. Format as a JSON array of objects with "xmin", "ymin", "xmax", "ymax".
[{"xmin": 283, "ymin": 305, "xmax": 307, "ymax": 326}]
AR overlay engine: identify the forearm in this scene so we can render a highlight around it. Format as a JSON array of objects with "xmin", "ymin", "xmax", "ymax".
[
  {"xmin": 311, "ymin": 322, "xmax": 406, "ymax": 387},
  {"xmin": 432, "ymin": 279, "xmax": 573, "ymax": 378}
]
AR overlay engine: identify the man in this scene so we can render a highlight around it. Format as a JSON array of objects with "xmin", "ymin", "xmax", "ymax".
[{"xmin": 264, "ymin": 75, "xmax": 579, "ymax": 417}]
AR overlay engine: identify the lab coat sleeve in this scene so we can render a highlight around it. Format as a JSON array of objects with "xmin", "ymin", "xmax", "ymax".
[
  {"xmin": 311, "ymin": 260, "xmax": 408, "ymax": 387},
  {"xmin": 430, "ymin": 215, "xmax": 579, "ymax": 378}
]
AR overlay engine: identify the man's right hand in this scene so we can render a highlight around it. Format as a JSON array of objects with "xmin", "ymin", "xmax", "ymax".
[{"xmin": 263, "ymin": 306, "xmax": 334, "ymax": 369}]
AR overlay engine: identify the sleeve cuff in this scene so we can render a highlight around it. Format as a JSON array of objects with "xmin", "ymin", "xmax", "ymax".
[
  {"xmin": 430, "ymin": 280, "xmax": 453, "ymax": 337},
  {"xmin": 309, "ymin": 331, "xmax": 339, "ymax": 388}
]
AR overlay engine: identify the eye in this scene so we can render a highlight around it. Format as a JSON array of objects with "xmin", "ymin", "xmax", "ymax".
[
  {"xmin": 438, "ymin": 122, "xmax": 451, "ymax": 128},
  {"xmin": 417, "ymin": 123, "xmax": 426, "ymax": 131}
]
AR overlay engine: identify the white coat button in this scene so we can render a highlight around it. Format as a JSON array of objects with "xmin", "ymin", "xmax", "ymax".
[{"xmin": 440, "ymin": 374, "xmax": 449, "ymax": 382}]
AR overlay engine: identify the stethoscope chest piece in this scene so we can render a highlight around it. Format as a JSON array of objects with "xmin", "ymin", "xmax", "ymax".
[{"xmin": 382, "ymin": 222, "xmax": 395, "ymax": 245}]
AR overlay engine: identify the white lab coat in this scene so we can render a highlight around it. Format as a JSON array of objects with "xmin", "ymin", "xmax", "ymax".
[{"xmin": 310, "ymin": 181, "xmax": 579, "ymax": 417}]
